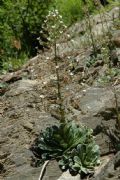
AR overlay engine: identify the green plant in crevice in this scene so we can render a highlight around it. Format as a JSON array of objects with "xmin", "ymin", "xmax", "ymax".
[
  {"xmin": 86, "ymin": 53, "xmax": 103, "ymax": 68},
  {"xmin": 97, "ymin": 67, "xmax": 120, "ymax": 85},
  {"xmin": 31, "ymin": 8, "xmax": 100, "ymax": 178},
  {"xmin": 0, "ymin": 82, "xmax": 8, "ymax": 96},
  {"xmin": 101, "ymin": 46, "xmax": 110, "ymax": 65},
  {"xmin": 31, "ymin": 121, "xmax": 100, "ymax": 175},
  {"xmin": 1, "ymin": 52, "xmax": 28, "ymax": 73}
]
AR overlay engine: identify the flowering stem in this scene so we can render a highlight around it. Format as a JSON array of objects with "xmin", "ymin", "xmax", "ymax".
[
  {"xmin": 87, "ymin": 12, "xmax": 97, "ymax": 57},
  {"xmin": 54, "ymin": 41, "xmax": 65, "ymax": 123},
  {"xmin": 41, "ymin": 8, "xmax": 66, "ymax": 123},
  {"xmin": 113, "ymin": 86, "xmax": 120, "ymax": 130},
  {"xmin": 54, "ymin": 42, "xmax": 61, "ymax": 99},
  {"xmin": 83, "ymin": 4, "xmax": 97, "ymax": 57}
]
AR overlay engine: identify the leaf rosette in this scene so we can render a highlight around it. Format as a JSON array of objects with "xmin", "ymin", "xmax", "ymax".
[{"xmin": 31, "ymin": 121, "xmax": 100, "ymax": 175}]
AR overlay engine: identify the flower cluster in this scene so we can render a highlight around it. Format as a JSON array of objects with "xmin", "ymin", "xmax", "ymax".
[{"xmin": 38, "ymin": 9, "xmax": 67, "ymax": 46}]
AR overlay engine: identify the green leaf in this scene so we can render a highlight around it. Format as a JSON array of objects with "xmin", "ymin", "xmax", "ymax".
[{"xmin": 31, "ymin": 121, "xmax": 100, "ymax": 176}]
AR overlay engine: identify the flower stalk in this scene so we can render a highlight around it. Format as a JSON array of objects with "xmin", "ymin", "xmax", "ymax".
[{"xmin": 39, "ymin": 8, "xmax": 67, "ymax": 123}]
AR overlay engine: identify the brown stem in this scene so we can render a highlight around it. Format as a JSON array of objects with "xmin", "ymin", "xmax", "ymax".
[
  {"xmin": 83, "ymin": 5, "xmax": 97, "ymax": 57},
  {"xmin": 113, "ymin": 86, "xmax": 120, "ymax": 130},
  {"xmin": 54, "ymin": 42, "xmax": 65, "ymax": 123}
]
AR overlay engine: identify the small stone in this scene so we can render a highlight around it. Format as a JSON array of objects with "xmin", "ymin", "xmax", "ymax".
[
  {"xmin": 22, "ymin": 122, "xmax": 33, "ymax": 132},
  {"xmin": 0, "ymin": 163, "xmax": 6, "ymax": 174},
  {"xmin": 112, "ymin": 36, "xmax": 120, "ymax": 48},
  {"xmin": 73, "ymin": 66, "xmax": 84, "ymax": 74},
  {"xmin": 108, "ymin": 172, "xmax": 114, "ymax": 178},
  {"xmin": 58, "ymin": 170, "xmax": 80, "ymax": 180},
  {"xmin": 118, "ymin": 174, "xmax": 120, "ymax": 178},
  {"xmin": 94, "ymin": 60, "xmax": 104, "ymax": 67}
]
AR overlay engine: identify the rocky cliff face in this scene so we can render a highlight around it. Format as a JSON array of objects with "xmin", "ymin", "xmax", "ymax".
[{"xmin": 0, "ymin": 7, "xmax": 120, "ymax": 180}]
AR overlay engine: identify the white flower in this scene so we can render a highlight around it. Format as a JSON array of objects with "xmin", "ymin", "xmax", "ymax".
[
  {"xmin": 55, "ymin": 65, "xmax": 59, "ymax": 69},
  {"xmin": 71, "ymin": 39, "xmax": 75, "ymax": 43},
  {"xmin": 50, "ymin": 76, "xmax": 57, "ymax": 80},
  {"xmin": 46, "ymin": 57, "xmax": 50, "ymax": 60},
  {"xmin": 40, "ymin": 95, "xmax": 45, "ymax": 98},
  {"xmin": 87, "ymin": 106, "xmax": 91, "ymax": 109},
  {"xmin": 82, "ymin": 89, "xmax": 86, "ymax": 92},
  {"xmin": 66, "ymin": 87, "xmax": 69, "ymax": 90},
  {"xmin": 59, "ymin": 20, "xmax": 63, "ymax": 24},
  {"xmin": 56, "ymin": 44, "xmax": 60, "ymax": 47},
  {"xmin": 53, "ymin": 14, "xmax": 56, "ymax": 17},
  {"xmin": 64, "ymin": 25, "xmax": 67, "ymax": 28},
  {"xmin": 55, "ymin": 9, "xmax": 59, "ymax": 14},
  {"xmin": 59, "ymin": 31, "xmax": 63, "ymax": 34},
  {"xmin": 59, "ymin": 15, "xmax": 62, "ymax": 18},
  {"xmin": 44, "ymin": 20, "xmax": 47, "ymax": 23},
  {"xmin": 81, "ymin": 82, "xmax": 85, "ymax": 86},
  {"xmin": 43, "ymin": 81, "xmax": 47, "ymax": 85},
  {"xmin": 70, "ymin": 72, "xmax": 74, "ymax": 76},
  {"xmin": 51, "ymin": 25, "xmax": 56, "ymax": 29},
  {"xmin": 67, "ymin": 34, "xmax": 70, "ymax": 38},
  {"xmin": 31, "ymin": 69, "xmax": 34, "ymax": 73},
  {"xmin": 47, "ymin": 14, "xmax": 50, "ymax": 17},
  {"xmin": 37, "ymin": 37, "xmax": 40, "ymax": 40},
  {"xmin": 82, "ymin": 72, "xmax": 84, "ymax": 76},
  {"xmin": 47, "ymin": 37, "xmax": 51, "ymax": 41},
  {"xmin": 102, "ymin": 47, "xmax": 106, "ymax": 50}
]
